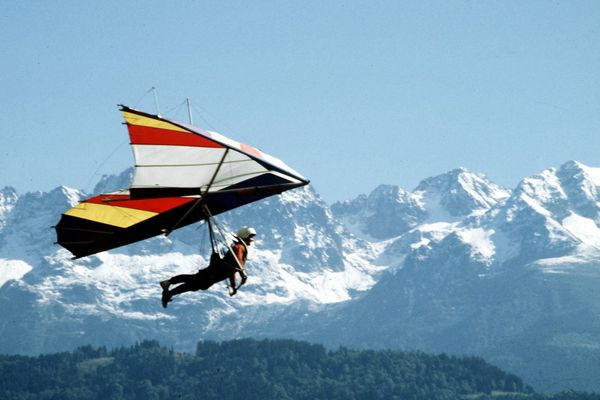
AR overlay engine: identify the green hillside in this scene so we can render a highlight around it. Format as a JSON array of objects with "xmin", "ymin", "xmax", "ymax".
[{"xmin": 0, "ymin": 339, "xmax": 597, "ymax": 400}]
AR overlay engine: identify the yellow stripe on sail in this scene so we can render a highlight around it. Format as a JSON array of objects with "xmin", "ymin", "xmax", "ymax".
[
  {"xmin": 65, "ymin": 202, "xmax": 158, "ymax": 228},
  {"xmin": 122, "ymin": 111, "xmax": 189, "ymax": 133}
]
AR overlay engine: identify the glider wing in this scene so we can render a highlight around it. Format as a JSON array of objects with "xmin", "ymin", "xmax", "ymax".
[{"xmin": 55, "ymin": 106, "xmax": 309, "ymax": 258}]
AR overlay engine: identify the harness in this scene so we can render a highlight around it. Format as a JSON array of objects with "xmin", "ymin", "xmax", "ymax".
[
  {"xmin": 226, "ymin": 242, "xmax": 247, "ymax": 263},
  {"xmin": 203, "ymin": 206, "xmax": 249, "ymax": 295}
]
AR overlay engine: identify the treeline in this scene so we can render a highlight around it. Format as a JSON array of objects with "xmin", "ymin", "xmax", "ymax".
[{"xmin": 0, "ymin": 338, "xmax": 597, "ymax": 400}]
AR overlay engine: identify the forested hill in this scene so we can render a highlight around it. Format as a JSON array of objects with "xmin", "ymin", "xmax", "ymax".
[{"xmin": 0, "ymin": 339, "xmax": 597, "ymax": 400}]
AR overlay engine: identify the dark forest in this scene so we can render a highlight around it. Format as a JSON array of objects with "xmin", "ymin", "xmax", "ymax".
[{"xmin": 0, "ymin": 339, "xmax": 598, "ymax": 400}]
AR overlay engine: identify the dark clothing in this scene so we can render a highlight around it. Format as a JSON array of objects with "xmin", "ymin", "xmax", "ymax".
[
  {"xmin": 169, "ymin": 256, "xmax": 235, "ymax": 294},
  {"xmin": 168, "ymin": 245, "xmax": 247, "ymax": 296}
]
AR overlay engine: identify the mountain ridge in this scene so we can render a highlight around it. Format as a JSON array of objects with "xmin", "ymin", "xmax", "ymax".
[{"xmin": 1, "ymin": 160, "xmax": 600, "ymax": 392}]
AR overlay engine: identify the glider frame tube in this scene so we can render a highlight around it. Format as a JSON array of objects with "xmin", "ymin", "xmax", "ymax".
[{"xmin": 164, "ymin": 148, "xmax": 230, "ymax": 235}]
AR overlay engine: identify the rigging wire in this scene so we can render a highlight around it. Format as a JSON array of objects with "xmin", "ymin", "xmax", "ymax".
[
  {"xmin": 190, "ymin": 101, "xmax": 254, "ymax": 151},
  {"xmin": 133, "ymin": 87, "xmax": 160, "ymax": 113},
  {"xmin": 163, "ymin": 99, "xmax": 188, "ymax": 121},
  {"xmin": 83, "ymin": 139, "xmax": 130, "ymax": 194},
  {"xmin": 193, "ymin": 101, "xmax": 258, "ymax": 146},
  {"xmin": 189, "ymin": 102, "xmax": 221, "ymax": 132},
  {"xmin": 197, "ymin": 220, "xmax": 210, "ymax": 259},
  {"xmin": 202, "ymin": 206, "xmax": 233, "ymax": 254}
]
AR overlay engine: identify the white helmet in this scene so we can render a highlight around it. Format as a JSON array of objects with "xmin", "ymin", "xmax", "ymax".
[{"xmin": 237, "ymin": 226, "xmax": 256, "ymax": 240}]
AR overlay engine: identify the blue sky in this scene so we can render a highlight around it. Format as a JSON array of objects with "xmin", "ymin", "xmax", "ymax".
[{"xmin": 1, "ymin": 1, "xmax": 599, "ymax": 203}]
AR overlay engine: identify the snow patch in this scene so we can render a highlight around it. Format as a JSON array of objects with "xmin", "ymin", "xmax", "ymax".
[
  {"xmin": 562, "ymin": 213, "xmax": 600, "ymax": 247},
  {"xmin": 337, "ymin": 214, "xmax": 380, "ymax": 242},
  {"xmin": 414, "ymin": 191, "xmax": 456, "ymax": 223},
  {"xmin": 61, "ymin": 186, "xmax": 83, "ymax": 207},
  {"xmin": 578, "ymin": 163, "xmax": 600, "ymax": 187},
  {"xmin": 456, "ymin": 228, "xmax": 496, "ymax": 260},
  {"xmin": 0, "ymin": 259, "xmax": 32, "ymax": 287},
  {"xmin": 457, "ymin": 172, "xmax": 510, "ymax": 208},
  {"xmin": 520, "ymin": 170, "xmax": 567, "ymax": 203}
]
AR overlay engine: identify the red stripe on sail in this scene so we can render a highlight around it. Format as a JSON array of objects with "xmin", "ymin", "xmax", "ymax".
[
  {"xmin": 85, "ymin": 194, "xmax": 196, "ymax": 213},
  {"xmin": 128, "ymin": 124, "xmax": 223, "ymax": 148}
]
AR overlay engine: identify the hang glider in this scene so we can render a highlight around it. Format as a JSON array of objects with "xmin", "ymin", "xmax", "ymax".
[{"xmin": 55, "ymin": 105, "xmax": 309, "ymax": 258}]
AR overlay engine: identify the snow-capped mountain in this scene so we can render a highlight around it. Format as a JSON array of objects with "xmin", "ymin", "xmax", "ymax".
[
  {"xmin": 1, "ymin": 161, "xmax": 600, "ymax": 392},
  {"xmin": 314, "ymin": 162, "xmax": 600, "ymax": 392},
  {"xmin": 332, "ymin": 168, "xmax": 510, "ymax": 241},
  {"xmin": 332, "ymin": 184, "xmax": 427, "ymax": 240},
  {"xmin": 0, "ymin": 175, "xmax": 380, "ymax": 353}
]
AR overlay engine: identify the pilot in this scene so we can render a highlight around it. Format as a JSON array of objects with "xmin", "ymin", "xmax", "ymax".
[{"xmin": 159, "ymin": 226, "xmax": 256, "ymax": 308}]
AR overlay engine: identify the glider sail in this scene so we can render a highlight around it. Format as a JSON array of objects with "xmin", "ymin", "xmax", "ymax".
[{"xmin": 55, "ymin": 105, "xmax": 309, "ymax": 258}]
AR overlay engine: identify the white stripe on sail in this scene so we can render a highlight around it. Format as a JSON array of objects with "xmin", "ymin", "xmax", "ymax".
[{"xmin": 131, "ymin": 145, "xmax": 228, "ymax": 167}]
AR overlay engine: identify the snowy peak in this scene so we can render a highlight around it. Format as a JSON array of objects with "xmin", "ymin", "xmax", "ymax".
[
  {"xmin": 0, "ymin": 186, "xmax": 18, "ymax": 204},
  {"xmin": 332, "ymin": 184, "xmax": 426, "ymax": 240},
  {"xmin": 0, "ymin": 186, "xmax": 18, "ymax": 230},
  {"xmin": 504, "ymin": 160, "xmax": 600, "ymax": 223},
  {"xmin": 332, "ymin": 169, "xmax": 510, "ymax": 241},
  {"xmin": 414, "ymin": 168, "xmax": 511, "ymax": 220},
  {"xmin": 335, "ymin": 163, "xmax": 600, "ymax": 270},
  {"xmin": 556, "ymin": 161, "xmax": 600, "ymax": 221},
  {"xmin": 1, "ymin": 186, "xmax": 84, "ymax": 260},
  {"xmin": 490, "ymin": 161, "xmax": 600, "ymax": 262},
  {"xmin": 559, "ymin": 160, "xmax": 600, "ymax": 186},
  {"xmin": 93, "ymin": 167, "xmax": 134, "ymax": 195}
]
